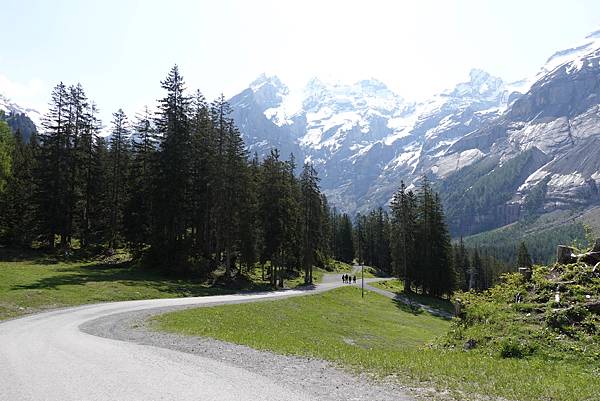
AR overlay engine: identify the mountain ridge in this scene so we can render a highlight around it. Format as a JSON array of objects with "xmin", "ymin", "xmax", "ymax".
[
  {"xmin": 230, "ymin": 29, "xmax": 600, "ymax": 236},
  {"xmin": 3, "ymin": 29, "xmax": 600, "ymax": 238}
]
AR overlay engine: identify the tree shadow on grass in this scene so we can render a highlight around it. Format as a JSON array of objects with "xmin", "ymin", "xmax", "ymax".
[
  {"xmin": 392, "ymin": 297, "xmax": 425, "ymax": 316},
  {"xmin": 391, "ymin": 292, "xmax": 453, "ymax": 320},
  {"xmin": 0, "ymin": 247, "xmax": 48, "ymax": 263},
  {"xmin": 291, "ymin": 283, "xmax": 317, "ymax": 291},
  {"xmin": 10, "ymin": 262, "xmax": 235, "ymax": 298}
]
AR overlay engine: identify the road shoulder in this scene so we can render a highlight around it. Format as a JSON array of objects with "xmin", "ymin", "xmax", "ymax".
[{"xmin": 81, "ymin": 292, "xmax": 422, "ymax": 401}]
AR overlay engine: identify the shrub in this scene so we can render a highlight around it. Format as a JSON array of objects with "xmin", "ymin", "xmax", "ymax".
[{"xmin": 499, "ymin": 337, "xmax": 535, "ymax": 358}]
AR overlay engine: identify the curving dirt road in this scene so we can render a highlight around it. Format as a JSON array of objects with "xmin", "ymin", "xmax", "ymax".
[{"xmin": 0, "ymin": 271, "xmax": 399, "ymax": 401}]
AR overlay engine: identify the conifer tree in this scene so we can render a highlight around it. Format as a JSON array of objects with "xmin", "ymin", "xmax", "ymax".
[
  {"xmin": 354, "ymin": 208, "xmax": 392, "ymax": 273},
  {"xmin": 0, "ymin": 117, "xmax": 13, "ymax": 194},
  {"xmin": 222, "ymin": 121, "xmax": 248, "ymax": 275},
  {"xmin": 64, "ymin": 84, "xmax": 90, "ymax": 245},
  {"xmin": 88, "ymin": 136, "xmax": 111, "ymax": 245},
  {"xmin": 453, "ymin": 237, "xmax": 470, "ymax": 291},
  {"xmin": 107, "ymin": 109, "xmax": 131, "ymax": 249},
  {"xmin": 429, "ymin": 193, "xmax": 455, "ymax": 295},
  {"xmin": 78, "ymin": 102, "xmax": 103, "ymax": 248},
  {"xmin": 0, "ymin": 129, "xmax": 37, "ymax": 246},
  {"xmin": 390, "ymin": 181, "xmax": 417, "ymax": 290},
  {"xmin": 300, "ymin": 163, "xmax": 322, "ymax": 284},
  {"xmin": 338, "ymin": 214, "xmax": 354, "ymax": 264},
  {"xmin": 329, "ymin": 207, "xmax": 342, "ymax": 260},
  {"xmin": 470, "ymin": 248, "xmax": 484, "ymax": 290},
  {"xmin": 36, "ymin": 82, "xmax": 70, "ymax": 250},
  {"xmin": 282, "ymin": 154, "xmax": 303, "ymax": 277},
  {"xmin": 238, "ymin": 154, "xmax": 260, "ymax": 272},
  {"xmin": 151, "ymin": 65, "xmax": 192, "ymax": 270},
  {"xmin": 319, "ymin": 193, "xmax": 332, "ymax": 261},
  {"xmin": 259, "ymin": 149, "xmax": 289, "ymax": 286},
  {"xmin": 354, "ymin": 213, "xmax": 366, "ymax": 265},
  {"xmin": 517, "ymin": 241, "xmax": 533, "ymax": 268},
  {"xmin": 123, "ymin": 106, "xmax": 157, "ymax": 252},
  {"xmin": 188, "ymin": 92, "xmax": 213, "ymax": 259},
  {"xmin": 374, "ymin": 208, "xmax": 392, "ymax": 274}
]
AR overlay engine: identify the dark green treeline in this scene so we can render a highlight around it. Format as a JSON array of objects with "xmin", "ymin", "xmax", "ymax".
[
  {"xmin": 0, "ymin": 66, "xmax": 338, "ymax": 286},
  {"xmin": 0, "ymin": 66, "xmax": 474, "ymax": 295},
  {"xmin": 356, "ymin": 178, "xmax": 456, "ymax": 297},
  {"xmin": 355, "ymin": 178, "xmax": 514, "ymax": 295}
]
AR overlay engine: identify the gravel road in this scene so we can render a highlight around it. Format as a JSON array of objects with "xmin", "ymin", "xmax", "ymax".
[{"xmin": 0, "ymin": 271, "xmax": 420, "ymax": 401}]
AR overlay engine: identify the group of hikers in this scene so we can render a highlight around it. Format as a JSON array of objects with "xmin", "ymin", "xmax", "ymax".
[{"xmin": 342, "ymin": 274, "xmax": 357, "ymax": 284}]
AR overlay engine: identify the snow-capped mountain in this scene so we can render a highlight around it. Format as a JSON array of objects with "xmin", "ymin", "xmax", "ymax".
[
  {"xmin": 231, "ymin": 68, "xmax": 520, "ymax": 215},
  {"xmin": 538, "ymin": 29, "xmax": 600, "ymax": 78},
  {"xmin": 0, "ymin": 93, "xmax": 40, "ymax": 140},
  {"xmin": 429, "ymin": 29, "xmax": 600, "ymax": 234},
  {"xmin": 0, "ymin": 93, "xmax": 42, "ymax": 128},
  {"xmin": 5, "ymin": 29, "xmax": 597, "ymax": 238},
  {"xmin": 231, "ymin": 29, "xmax": 600, "ymax": 236}
]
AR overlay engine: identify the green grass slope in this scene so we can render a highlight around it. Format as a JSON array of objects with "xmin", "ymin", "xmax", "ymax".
[
  {"xmin": 154, "ymin": 285, "xmax": 599, "ymax": 401},
  {"xmin": 0, "ymin": 249, "xmax": 354, "ymax": 321},
  {"xmin": 0, "ymin": 256, "xmax": 234, "ymax": 321},
  {"xmin": 447, "ymin": 263, "xmax": 600, "ymax": 362}
]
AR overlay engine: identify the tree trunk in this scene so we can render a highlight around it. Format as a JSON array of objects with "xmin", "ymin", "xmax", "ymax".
[
  {"xmin": 225, "ymin": 247, "xmax": 231, "ymax": 277},
  {"xmin": 557, "ymin": 245, "xmax": 575, "ymax": 265}
]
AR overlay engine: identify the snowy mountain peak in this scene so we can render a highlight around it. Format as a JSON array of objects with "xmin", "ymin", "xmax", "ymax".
[
  {"xmin": 233, "ymin": 74, "xmax": 410, "ymax": 154},
  {"xmin": 301, "ymin": 77, "xmax": 405, "ymax": 115},
  {"xmin": 249, "ymin": 74, "xmax": 289, "ymax": 109},
  {"xmin": 541, "ymin": 28, "xmax": 600, "ymax": 75},
  {"xmin": 305, "ymin": 76, "xmax": 326, "ymax": 91},
  {"xmin": 448, "ymin": 68, "xmax": 505, "ymax": 101},
  {"xmin": 585, "ymin": 29, "xmax": 600, "ymax": 40},
  {"xmin": 230, "ymin": 29, "xmax": 600, "ymax": 236},
  {"xmin": 250, "ymin": 73, "xmax": 286, "ymax": 92},
  {"xmin": 356, "ymin": 78, "xmax": 388, "ymax": 91}
]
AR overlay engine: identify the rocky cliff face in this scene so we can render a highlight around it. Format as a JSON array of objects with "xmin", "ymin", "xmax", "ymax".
[
  {"xmin": 5, "ymin": 30, "xmax": 599, "ymax": 238},
  {"xmin": 0, "ymin": 94, "xmax": 39, "ymax": 140},
  {"xmin": 230, "ymin": 69, "xmax": 516, "ymax": 214},
  {"xmin": 230, "ymin": 30, "xmax": 600, "ymax": 236},
  {"xmin": 440, "ymin": 31, "xmax": 600, "ymax": 233}
]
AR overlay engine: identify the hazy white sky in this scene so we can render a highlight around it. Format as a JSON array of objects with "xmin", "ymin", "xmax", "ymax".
[{"xmin": 1, "ymin": 0, "xmax": 599, "ymax": 124}]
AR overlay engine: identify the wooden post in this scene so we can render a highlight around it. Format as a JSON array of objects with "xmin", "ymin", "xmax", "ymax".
[{"xmin": 361, "ymin": 264, "xmax": 364, "ymax": 298}]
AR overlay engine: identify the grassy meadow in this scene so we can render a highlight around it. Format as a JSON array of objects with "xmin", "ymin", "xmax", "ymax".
[{"xmin": 155, "ymin": 286, "xmax": 600, "ymax": 401}]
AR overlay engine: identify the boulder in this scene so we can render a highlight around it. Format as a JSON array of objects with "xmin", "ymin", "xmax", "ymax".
[{"xmin": 463, "ymin": 338, "xmax": 477, "ymax": 351}]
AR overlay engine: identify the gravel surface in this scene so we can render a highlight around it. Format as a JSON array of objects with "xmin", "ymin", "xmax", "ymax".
[
  {"xmin": 1, "ymin": 270, "xmax": 432, "ymax": 401},
  {"xmin": 82, "ymin": 304, "xmax": 420, "ymax": 401}
]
